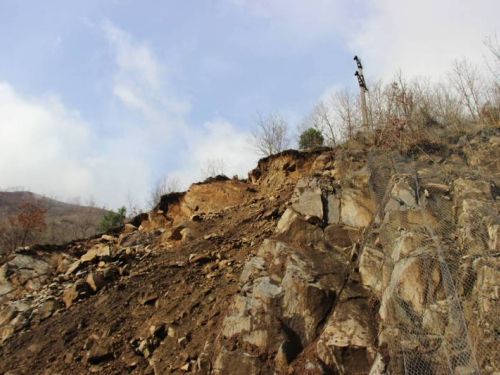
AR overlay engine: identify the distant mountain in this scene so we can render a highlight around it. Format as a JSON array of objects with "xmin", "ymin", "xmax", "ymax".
[{"xmin": 0, "ymin": 191, "xmax": 108, "ymax": 251}]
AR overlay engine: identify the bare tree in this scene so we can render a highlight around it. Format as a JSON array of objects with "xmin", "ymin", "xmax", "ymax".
[
  {"xmin": 484, "ymin": 34, "xmax": 500, "ymax": 84},
  {"xmin": 126, "ymin": 191, "xmax": 143, "ymax": 218},
  {"xmin": 75, "ymin": 197, "xmax": 103, "ymax": 238},
  {"xmin": 147, "ymin": 175, "xmax": 181, "ymax": 209},
  {"xmin": 250, "ymin": 112, "xmax": 290, "ymax": 157},
  {"xmin": 330, "ymin": 89, "xmax": 361, "ymax": 140},
  {"xmin": 449, "ymin": 59, "xmax": 485, "ymax": 122},
  {"xmin": 200, "ymin": 158, "xmax": 227, "ymax": 180},
  {"xmin": 483, "ymin": 35, "xmax": 500, "ymax": 123},
  {"xmin": 300, "ymin": 101, "xmax": 339, "ymax": 146},
  {"xmin": 0, "ymin": 199, "xmax": 47, "ymax": 254},
  {"xmin": 366, "ymin": 80, "xmax": 386, "ymax": 130}
]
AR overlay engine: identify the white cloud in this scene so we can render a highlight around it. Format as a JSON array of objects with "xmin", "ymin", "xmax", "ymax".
[
  {"xmin": 0, "ymin": 21, "xmax": 265, "ymax": 210},
  {"xmin": 102, "ymin": 20, "xmax": 190, "ymax": 131},
  {"xmin": 101, "ymin": 22, "xmax": 257, "ymax": 188},
  {"xmin": 230, "ymin": 0, "xmax": 500, "ymax": 80},
  {"xmin": 173, "ymin": 118, "xmax": 257, "ymax": 185},
  {"xmin": 0, "ymin": 83, "xmax": 150, "ymax": 208},
  {"xmin": 228, "ymin": 0, "xmax": 348, "ymax": 38},
  {"xmin": 349, "ymin": 0, "xmax": 500, "ymax": 79}
]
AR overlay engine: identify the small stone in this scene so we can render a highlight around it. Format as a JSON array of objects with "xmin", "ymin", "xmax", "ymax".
[
  {"xmin": 64, "ymin": 352, "xmax": 74, "ymax": 364},
  {"xmin": 189, "ymin": 253, "xmax": 214, "ymax": 264},
  {"xmin": 121, "ymin": 350, "xmax": 141, "ymax": 369},
  {"xmin": 138, "ymin": 339, "xmax": 151, "ymax": 358},
  {"xmin": 263, "ymin": 207, "xmax": 279, "ymax": 220},
  {"xmin": 86, "ymin": 345, "xmax": 114, "ymax": 364},
  {"xmin": 150, "ymin": 323, "xmax": 166, "ymax": 339},
  {"xmin": 168, "ymin": 325, "xmax": 178, "ymax": 338},
  {"xmin": 180, "ymin": 362, "xmax": 191, "ymax": 372},
  {"xmin": 66, "ymin": 261, "xmax": 81, "ymax": 275},
  {"xmin": 86, "ymin": 272, "xmax": 108, "ymax": 292},
  {"xmin": 139, "ymin": 294, "xmax": 158, "ymax": 306},
  {"xmin": 178, "ymin": 336, "xmax": 188, "ymax": 348}
]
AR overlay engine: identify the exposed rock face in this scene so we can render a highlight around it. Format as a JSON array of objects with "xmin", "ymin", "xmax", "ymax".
[
  {"xmin": 0, "ymin": 126, "xmax": 499, "ymax": 374},
  {"xmin": 316, "ymin": 299, "xmax": 377, "ymax": 374},
  {"xmin": 0, "ymin": 251, "xmax": 58, "ymax": 302},
  {"xmin": 211, "ymin": 176, "xmax": 378, "ymax": 374}
]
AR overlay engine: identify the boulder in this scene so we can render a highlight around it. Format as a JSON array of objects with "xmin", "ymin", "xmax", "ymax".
[
  {"xmin": 65, "ymin": 261, "xmax": 81, "ymax": 275},
  {"xmin": 85, "ymin": 344, "xmax": 114, "ymax": 365},
  {"xmin": 327, "ymin": 194, "xmax": 341, "ymax": 224},
  {"xmin": 0, "ymin": 302, "xmax": 30, "ymax": 326},
  {"xmin": 340, "ymin": 189, "xmax": 373, "ymax": 228},
  {"xmin": 380, "ymin": 249, "xmax": 440, "ymax": 320},
  {"xmin": 276, "ymin": 208, "xmax": 301, "ymax": 234},
  {"xmin": 40, "ymin": 300, "xmax": 63, "ymax": 320},
  {"xmin": 453, "ymin": 178, "xmax": 491, "ymax": 203},
  {"xmin": 324, "ymin": 225, "xmax": 356, "ymax": 248},
  {"xmin": 316, "ymin": 299, "xmax": 377, "ymax": 374},
  {"xmin": 122, "ymin": 223, "xmax": 137, "ymax": 234},
  {"xmin": 62, "ymin": 279, "xmax": 91, "ymax": 307},
  {"xmin": 390, "ymin": 231, "xmax": 427, "ymax": 261},
  {"xmin": 213, "ymin": 348, "xmax": 262, "ymax": 375},
  {"xmin": 276, "ymin": 214, "xmax": 325, "ymax": 250},
  {"xmin": 218, "ymin": 239, "xmax": 347, "ymax": 373},
  {"xmin": 56, "ymin": 255, "xmax": 77, "ymax": 274},
  {"xmin": 457, "ymin": 199, "xmax": 498, "ymax": 255},
  {"xmin": 86, "ymin": 272, "xmax": 108, "ymax": 292},
  {"xmin": 292, "ymin": 179, "xmax": 324, "ymax": 220},
  {"xmin": 81, "ymin": 244, "xmax": 111, "ymax": 263},
  {"xmin": 385, "ymin": 177, "xmax": 418, "ymax": 212},
  {"xmin": 359, "ymin": 246, "xmax": 387, "ymax": 295}
]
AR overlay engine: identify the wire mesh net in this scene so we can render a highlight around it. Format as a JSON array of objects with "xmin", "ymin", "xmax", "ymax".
[{"xmin": 358, "ymin": 125, "xmax": 500, "ymax": 374}]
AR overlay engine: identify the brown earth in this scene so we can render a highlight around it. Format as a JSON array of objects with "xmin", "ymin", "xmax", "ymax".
[{"xmin": 0, "ymin": 127, "xmax": 500, "ymax": 374}]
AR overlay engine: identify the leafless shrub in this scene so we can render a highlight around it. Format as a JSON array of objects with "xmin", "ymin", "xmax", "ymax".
[
  {"xmin": 449, "ymin": 59, "xmax": 485, "ymax": 122},
  {"xmin": 331, "ymin": 89, "xmax": 361, "ymax": 140},
  {"xmin": 147, "ymin": 175, "xmax": 181, "ymax": 209},
  {"xmin": 126, "ymin": 191, "xmax": 143, "ymax": 217},
  {"xmin": 484, "ymin": 34, "xmax": 500, "ymax": 84},
  {"xmin": 483, "ymin": 35, "xmax": 500, "ymax": 124},
  {"xmin": 250, "ymin": 112, "xmax": 290, "ymax": 157},
  {"xmin": 300, "ymin": 100, "xmax": 339, "ymax": 146},
  {"xmin": 200, "ymin": 158, "xmax": 227, "ymax": 180},
  {"xmin": 0, "ymin": 199, "xmax": 47, "ymax": 254}
]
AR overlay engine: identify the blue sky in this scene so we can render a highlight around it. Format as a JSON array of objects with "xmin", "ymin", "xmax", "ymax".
[{"xmin": 0, "ymin": 0, "xmax": 499, "ymax": 209}]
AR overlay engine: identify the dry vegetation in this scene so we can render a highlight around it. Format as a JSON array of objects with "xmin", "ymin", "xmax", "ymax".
[
  {"xmin": 0, "ymin": 192, "xmax": 107, "ymax": 254},
  {"xmin": 290, "ymin": 36, "xmax": 500, "ymax": 154}
]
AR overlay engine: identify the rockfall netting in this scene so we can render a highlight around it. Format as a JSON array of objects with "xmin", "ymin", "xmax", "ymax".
[{"xmin": 361, "ymin": 128, "xmax": 500, "ymax": 374}]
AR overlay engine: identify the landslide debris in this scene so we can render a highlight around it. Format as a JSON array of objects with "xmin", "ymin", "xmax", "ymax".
[{"xmin": 0, "ymin": 127, "xmax": 499, "ymax": 374}]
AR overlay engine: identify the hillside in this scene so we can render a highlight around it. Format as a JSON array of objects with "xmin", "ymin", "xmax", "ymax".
[
  {"xmin": 0, "ymin": 191, "xmax": 108, "ymax": 253},
  {"xmin": 0, "ymin": 124, "xmax": 499, "ymax": 374}
]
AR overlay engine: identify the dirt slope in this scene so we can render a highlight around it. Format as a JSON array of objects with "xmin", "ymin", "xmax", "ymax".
[
  {"xmin": 0, "ymin": 127, "xmax": 500, "ymax": 374},
  {"xmin": 0, "ymin": 149, "xmax": 320, "ymax": 374}
]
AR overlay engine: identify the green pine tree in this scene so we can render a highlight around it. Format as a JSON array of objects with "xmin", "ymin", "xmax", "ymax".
[
  {"xmin": 98, "ymin": 206, "xmax": 127, "ymax": 232},
  {"xmin": 299, "ymin": 128, "xmax": 324, "ymax": 150}
]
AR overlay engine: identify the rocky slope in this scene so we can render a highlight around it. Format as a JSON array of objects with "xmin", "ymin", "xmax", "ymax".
[{"xmin": 0, "ymin": 126, "xmax": 499, "ymax": 374}]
